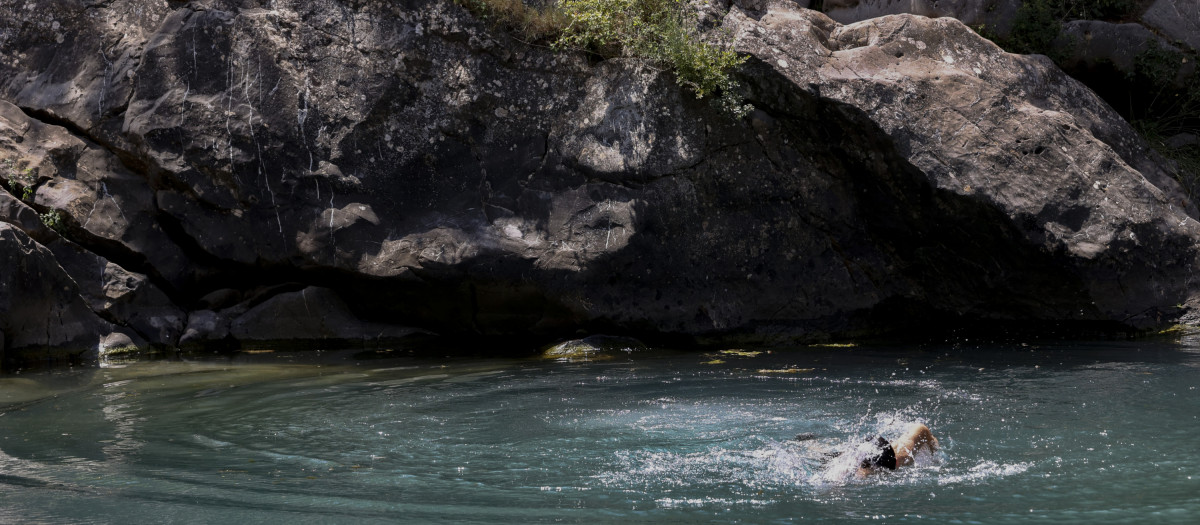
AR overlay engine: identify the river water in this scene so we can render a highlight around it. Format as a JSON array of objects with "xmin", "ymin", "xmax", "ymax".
[{"xmin": 1, "ymin": 339, "xmax": 1198, "ymax": 523}]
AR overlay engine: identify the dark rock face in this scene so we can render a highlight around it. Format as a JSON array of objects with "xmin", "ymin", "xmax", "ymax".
[
  {"xmin": 0, "ymin": 223, "xmax": 110, "ymax": 363},
  {"xmin": 43, "ymin": 237, "xmax": 186, "ymax": 347},
  {"xmin": 229, "ymin": 286, "xmax": 426, "ymax": 346},
  {"xmin": 1056, "ymin": 21, "xmax": 1188, "ymax": 78},
  {"xmin": 2, "ymin": 0, "xmax": 1199, "ymax": 364},
  {"xmin": 0, "ymin": 191, "xmax": 48, "ymax": 241},
  {"xmin": 1142, "ymin": 0, "xmax": 1199, "ymax": 54}
]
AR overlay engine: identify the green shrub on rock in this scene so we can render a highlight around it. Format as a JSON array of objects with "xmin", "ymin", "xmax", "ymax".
[
  {"xmin": 556, "ymin": 0, "xmax": 748, "ymax": 114},
  {"xmin": 2, "ymin": 160, "xmax": 36, "ymax": 202},
  {"xmin": 457, "ymin": 0, "xmax": 749, "ymax": 116},
  {"xmin": 38, "ymin": 210, "xmax": 65, "ymax": 233}
]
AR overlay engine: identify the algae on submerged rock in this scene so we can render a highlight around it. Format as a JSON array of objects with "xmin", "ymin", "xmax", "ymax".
[{"xmin": 542, "ymin": 335, "xmax": 649, "ymax": 361}]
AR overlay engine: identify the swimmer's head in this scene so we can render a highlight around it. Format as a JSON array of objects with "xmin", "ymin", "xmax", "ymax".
[{"xmin": 859, "ymin": 436, "xmax": 897, "ymax": 471}]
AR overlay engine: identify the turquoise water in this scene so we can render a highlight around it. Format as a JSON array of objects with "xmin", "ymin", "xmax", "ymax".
[{"xmin": 1, "ymin": 340, "xmax": 1198, "ymax": 523}]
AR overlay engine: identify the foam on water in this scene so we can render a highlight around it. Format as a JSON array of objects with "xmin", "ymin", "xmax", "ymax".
[
  {"xmin": 592, "ymin": 408, "xmax": 971, "ymax": 499},
  {"xmin": 935, "ymin": 460, "xmax": 1035, "ymax": 485}
]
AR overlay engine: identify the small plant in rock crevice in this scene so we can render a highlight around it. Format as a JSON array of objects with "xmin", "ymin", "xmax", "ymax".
[
  {"xmin": 2, "ymin": 160, "xmax": 37, "ymax": 202},
  {"xmin": 39, "ymin": 209, "xmax": 65, "ymax": 233}
]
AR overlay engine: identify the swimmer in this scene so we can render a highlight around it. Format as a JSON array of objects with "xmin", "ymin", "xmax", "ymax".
[{"xmin": 857, "ymin": 422, "xmax": 939, "ymax": 476}]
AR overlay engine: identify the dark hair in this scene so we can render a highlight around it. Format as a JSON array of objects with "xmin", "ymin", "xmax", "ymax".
[{"xmin": 860, "ymin": 437, "xmax": 897, "ymax": 470}]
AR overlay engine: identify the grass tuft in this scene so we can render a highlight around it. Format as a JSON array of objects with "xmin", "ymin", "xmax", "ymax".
[{"xmin": 456, "ymin": 0, "xmax": 749, "ymax": 116}]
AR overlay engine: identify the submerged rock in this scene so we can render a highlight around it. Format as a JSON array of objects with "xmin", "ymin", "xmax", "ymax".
[
  {"xmin": 97, "ymin": 332, "xmax": 145, "ymax": 357},
  {"xmin": 542, "ymin": 336, "xmax": 649, "ymax": 361},
  {"xmin": 1, "ymin": 0, "xmax": 1199, "ymax": 364}
]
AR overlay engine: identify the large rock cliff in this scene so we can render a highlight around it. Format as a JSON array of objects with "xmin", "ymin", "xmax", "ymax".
[{"xmin": 2, "ymin": 0, "xmax": 1198, "ymax": 365}]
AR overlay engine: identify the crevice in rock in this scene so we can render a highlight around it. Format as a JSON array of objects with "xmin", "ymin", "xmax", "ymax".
[
  {"xmin": 83, "ymin": 1, "xmax": 116, "ymax": 11},
  {"xmin": 17, "ymin": 106, "xmax": 154, "ymax": 182},
  {"xmin": 44, "ymin": 205, "xmax": 184, "ymax": 301},
  {"xmin": 12, "ymin": 106, "xmax": 213, "ymax": 308}
]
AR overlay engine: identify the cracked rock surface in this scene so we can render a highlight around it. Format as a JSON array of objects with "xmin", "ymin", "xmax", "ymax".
[{"xmin": 2, "ymin": 0, "xmax": 1200, "ymax": 365}]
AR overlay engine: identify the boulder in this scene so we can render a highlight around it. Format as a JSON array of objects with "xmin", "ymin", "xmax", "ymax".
[
  {"xmin": 97, "ymin": 331, "xmax": 153, "ymax": 363},
  {"xmin": 1057, "ymin": 20, "xmax": 1195, "ymax": 83},
  {"xmin": 98, "ymin": 331, "xmax": 141, "ymax": 354},
  {"xmin": 228, "ymin": 287, "xmax": 424, "ymax": 347},
  {"xmin": 728, "ymin": 5, "xmax": 1200, "ymax": 327},
  {"xmin": 1167, "ymin": 133, "xmax": 1200, "ymax": 149},
  {"xmin": 0, "ymin": 191, "xmax": 51, "ymax": 242},
  {"xmin": 1141, "ymin": 0, "xmax": 1200, "ymax": 54},
  {"xmin": 818, "ymin": 0, "xmax": 1023, "ymax": 35},
  {"xmin": 179, "ymin": 309, "xmax": 235, "ymax": 349},
  {"xmin": 44, "ymin": 238, "xmax": 185, "ymax": 347},
  {"xmin": 812, "ymin": 1, "xmax": 1200, "ymax": 85},
  {"xmin": 542, "ymin": 335, "xmax": 648, "ymax": 361},
  {"xmin": 1059, "ymin": 20, "xmax": 1174, "ymax": 71},
  {"xmin": 0, "ymin": 100, "xmax": 194, "ymax": 292},
  {"xmin": 0, "ymin": 223, "xmax": 111, "ymax": 364},
  {"xmin": 197, "ymin": 289, "xmax": 244, "ymax": 311}
]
